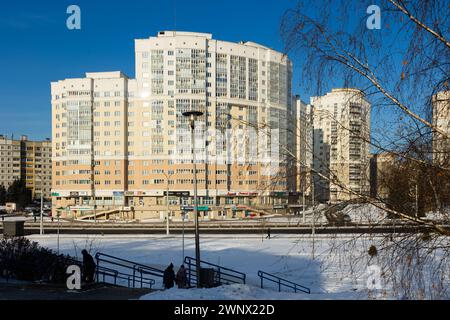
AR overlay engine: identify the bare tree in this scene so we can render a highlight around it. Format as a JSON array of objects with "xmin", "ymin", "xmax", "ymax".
[{"xmin": 267, "ymin": 0, "xmax": 450, "ymax": 299}]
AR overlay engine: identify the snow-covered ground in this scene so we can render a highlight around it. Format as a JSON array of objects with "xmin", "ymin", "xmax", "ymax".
[{"xmin": 28, "ymin": 233, "xmax": 392, "ymax": 300}]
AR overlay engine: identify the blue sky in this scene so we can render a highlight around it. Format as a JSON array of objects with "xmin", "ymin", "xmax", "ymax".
[
  {"xmin": 0, "ymin": 0, "xmax": 304, "ymax": 140},
  {"xmin": 0, "ymin": 0, "xmax": 413, "ymax": 145}
]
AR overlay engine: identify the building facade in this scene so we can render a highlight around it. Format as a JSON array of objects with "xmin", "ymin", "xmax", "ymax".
[
  {"xmin": 51, "ymin": 31, "xmax": 293, "ymax": 219},
  {"xmin": 0, "ymin": 135, "xmax": 51, "ymax": 200},
  {"xmin": 0, "ymin": 135, "xmax": 21, "ymax": 189},
  {"xmin": 293, "ymin": 96, "xmax": 313, "ymax": 201},
  {"xmin": 432, "ymin": 91, "xmax": 449, "ymax": 165},
  {"xmin": 20, "ymin": 136, "xmax": 52, "ymax": 200},
  {"xmin": 370, "ymin": 152, "xmax": 396, "ymax": 200},
  {"xmin": 310, "ymin": 89, "xmax": 371, "ymax": 203}
]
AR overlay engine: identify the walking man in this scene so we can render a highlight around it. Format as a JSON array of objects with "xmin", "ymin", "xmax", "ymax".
[
  {"xmin": 176, "ymin": 264, "xmax": 188, "ymax": 289},
  {"xmin": 163, "ymin": 263, "xmax": 176, "ymax": 289},
  {"xmin": 81, "ymin": 249, "xmax": 96, "ymax": 284}
]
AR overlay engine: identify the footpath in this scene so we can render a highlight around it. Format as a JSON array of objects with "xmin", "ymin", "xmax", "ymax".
[{"xmin": 0, "ymin": 281, "xmax": 153, "ymax": 300}]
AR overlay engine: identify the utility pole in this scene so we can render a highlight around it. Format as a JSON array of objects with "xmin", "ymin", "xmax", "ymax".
[
  {"xmin": 312, "ymin": 179, "xmax": 315, "ymax": 260},
  {"xmin": 40, "ymin": 173, "xmax": 44, "ymax": 235},
  {"xmin": 302, "ymin": 174, "xmax": 306, "ymax": 224},
  {"xmin": 90, "ymin": 100, "xmax": 97, "ymax": 224},
  {"xmin": 166, "ymin": 183, "xmax": 170, "ymax": 235},
  {"xmin": 311, "ymin": 108, "xmax": 315, "ymax": 260}
]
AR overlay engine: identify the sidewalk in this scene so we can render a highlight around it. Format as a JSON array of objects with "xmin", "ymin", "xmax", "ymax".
[{"xmin": 0, "ymin": 281, "xmax": 153, "ymax": 300}]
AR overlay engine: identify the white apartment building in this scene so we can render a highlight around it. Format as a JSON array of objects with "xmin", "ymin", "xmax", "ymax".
[
  {"xmin": 310, "ymin": 88, "xmax": 371, "ymax": 203},
  {"xmin": 51, "ymin": 31, "xmax": 293, "ymax": 219}
]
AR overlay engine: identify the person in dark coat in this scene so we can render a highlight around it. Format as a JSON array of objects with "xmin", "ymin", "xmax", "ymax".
[
  {"xmin": 163, "ymin": 263, "xmax": 176, "ymax": 289},
  {"xmin": 81, "ymin": 249, "xmax": 96, "ymax": 283},
  {"xmin": 176, "ymin": 265, "xmax": 187, "ymax": 289},
  {"xmin": 266, "ymin": 228, "xmax": 271, "ymax": 239}
]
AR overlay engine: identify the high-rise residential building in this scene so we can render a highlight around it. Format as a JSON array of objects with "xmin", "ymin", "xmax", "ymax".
[
  {"xmin": 310, "ymin": 88, "xmax": 371, "ymax": 203},
  {"xmin": 51, "ymin": 71, "xmax": 131, "ymax": 215},
  {"xmin": 20, "ymin": 136, "xmax": 53, "ymax": 200},
  {"xmin": 0, "ymin": 135, "xmax": 52, "ymax": 200},
  {"xmin": 293, "ymin": 96, "xmax": 313, "ymax": 201},
  {"xmin": 51, "ymin": 31, "xmax": 293, "ymax": 219},
  {"xmin": 432, "ymin": 91, "xmax": 449, "ymax": 165},
  {"xmin": 0, "ymin": 135, "xmax": 21, "ymax": 189}
]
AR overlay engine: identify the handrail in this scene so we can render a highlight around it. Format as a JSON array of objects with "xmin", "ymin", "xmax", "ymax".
[
  {"xmin": 65, "ymin": 256, "xmax": 142, "ymax": 288},
  {"xmin": 95, "ymin": 252, "xmax": 164, "ymax": 277},
  {"xmin": 257, "ymin": 270, "xmax": 310, "ymax": 294},
  {"xmin": 95, "ymin": 252, "xmax": 160, "ymax": 289},
  {"xmin": 183, "ymin": 256, "xmax": 246, "ymax": 286}
]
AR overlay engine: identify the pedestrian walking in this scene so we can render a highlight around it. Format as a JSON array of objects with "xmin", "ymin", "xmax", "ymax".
[
  {"xmin": 81, "ymin": 249, "xmax": 96, "ymax": 284},
  {"xmin": 163, "ymin": 263, "xmax": 176, "ymax": 289},
  {"xmin": 176, "ymin": 264, "xmax": 188, "ymax": 288},
  {"xmin": 266, "ymin": 227, "xmax": 271, "ymax": 239}
]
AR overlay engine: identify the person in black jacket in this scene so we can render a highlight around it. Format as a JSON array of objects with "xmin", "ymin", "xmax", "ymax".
[
  {"xmin": 163, "ymin": 263, "xmax": 176, "ymax": 289},
  {"xmin": 81, "ymin": 249, "xmax": 96, "ymax": 283},
  {"xmin": 176, "ymin": 264, "xmax": 188, "ymax": 289}
]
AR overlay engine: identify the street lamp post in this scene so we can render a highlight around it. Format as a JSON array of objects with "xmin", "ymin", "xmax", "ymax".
[
  {"xmin": 40, "ymin": 183, "xmax": 44, "ymax": 235},
  {"xmin": 38, "ymin": 172, "xmax": 44, "ymax": 235},
  {"xmin": 57, "ymin": 211, "xmax": 61, "ymax": 254},
  {"xmin": 163, "ymin": 172, "xmax": 174, "ymax": 235},
  {"xmin": 182, "ymin": 210, "xmax": 185, "ymax": 263},
  {"xmin": 182, "ymin": 110, "xmax": 203, "ymax": 288},
  {"xmin": 166, "ymin": 183, "xmax": 170, "ymax": 234}
]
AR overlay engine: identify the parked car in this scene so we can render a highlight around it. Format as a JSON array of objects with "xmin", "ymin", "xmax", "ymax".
[{"xmin": 25, "ymin": 207, "xmax": 39, "ymax": 214}]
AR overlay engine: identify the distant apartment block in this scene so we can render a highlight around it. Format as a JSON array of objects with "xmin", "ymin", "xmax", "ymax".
[
  {"xmin": 0, "ymin": 135, "xmax": 52, "ymax": 199},
  {"xmin": 20, "ymin": 136, "xmax": 52, "ymax": 200},
  {"xmin": 310, "ymin": 89, "xmax": 371, "ymax": 203},
  {"xmin": 51, "ymin": 31, "xmax": 294, "ymax": 219},
  {"xmin": 293, "ymin": 96, "xmax": 313, "ymax": 200},
  {"xmin": 0, "ymin": 135, "xmax": 21, "ymax": 189},
  {"xmin": 370, "ymin": 152, "xmax": 396, "ymax": 200},
  {"xmin": 432, "ymin": 91, "xmax": 449, "ymax": 165}
]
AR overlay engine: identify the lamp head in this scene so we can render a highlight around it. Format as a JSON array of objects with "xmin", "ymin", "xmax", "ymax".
[{"xmin": 182, "ymin": 111, "xmax": 203, "ymax": 118}]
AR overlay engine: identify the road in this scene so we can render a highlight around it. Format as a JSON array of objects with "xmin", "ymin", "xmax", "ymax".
[{"xmin": 1, "ymin": 220, "xmax": 446, "ymax": 235}]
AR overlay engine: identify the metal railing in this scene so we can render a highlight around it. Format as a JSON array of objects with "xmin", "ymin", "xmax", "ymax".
[
  {"xmin": 66, "ymin": 256, "xmax": 145, "ymax": 288},
  {"xmin": 257, "ymin": 270, "xmax": 310, "ymax": 294},
  {"xmin": 184, "ymin": 256, "xmax": 246, "ymax": 287},
  {"xmin": 95, "ymin": 252, "xmax": 163, "ymax": 289}
]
